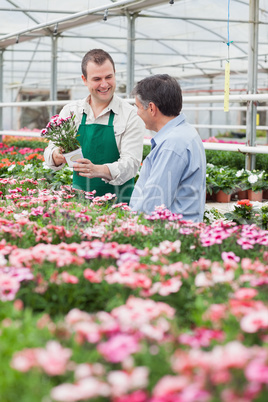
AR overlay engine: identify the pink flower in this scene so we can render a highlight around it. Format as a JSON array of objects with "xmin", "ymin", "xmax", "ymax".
[
  {"xmin": 0, "ymin": 273, "xmax": 20, "ymax": 301},
  {"xmin": 35, "ymin": 341, "xmax": 72, "ymax": 376},
  {"xmin": 108, "ymin": 367, "xmax": 148, "ymax": 397},
  {"xmin": 203, "ymin": 304, "xmax": 227, "ymax": 322},
  {"xmin": 97, "ymin": 334, "xmax": 140, "ymax": 363},
  {"xmin": 115, "ymin": 390, "xmax": 147, "ymax": 402},
  {"xmin": 11, "ymin": 348, "xmax": 37, "ymax": 372},
  {"xmin": 195, "ymin": 272, "xmax": 213, "ymax": 287},
  {"xmin": 83, "ymin": 268, "xmax": 102, "ymax": 283},
  {"xmin": 149, "ymin": 278, "xmax": 182, "ymax": 296},
  {"xmin": 178, "ymin": 328, "xmax": 224, "ymax": 348},
  {"xmin": 61, "ymin": 271, "xmax": 79, "ymax": 284},
  {"xmin": 153, "ymin": 375, "xmax": 189, "ymax": 397},
  {"xmin": 179, "ymin": 384, "xmax": 211, "ymax": 402},
  {"xmin": 240, "ymin": 310, "xmax": 268, "ymax": 333},
  {"xmin": 222, "ymin": 252, "xmax": 240, "ymax": 263},
  {"xmin": 73, "ymin": 321, "xmax": 101, "ymax": 344},
  {"xmin": 51, "ymin": 378, "xmax": 110, "ymax": 402},
  {"xmin": 245, "ymin": 357, "xmax": 268, "ymax": 384},
  {"xmin": 234, "ymin": 288, "xmax": 258, "ymax": 300}
]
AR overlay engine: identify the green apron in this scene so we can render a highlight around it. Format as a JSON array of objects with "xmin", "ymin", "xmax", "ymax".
[{"xmin": 73, "ymin": 111, "xmax": 134, "ymax": 204}]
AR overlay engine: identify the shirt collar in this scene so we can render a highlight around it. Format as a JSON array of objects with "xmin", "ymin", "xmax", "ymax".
[
  {"xmin": 82, "ymin": 94, "xmax": 120, "ymax": 117},
  {"xmin": 151, "ymin": 113, "xmax": 186, "ymax": 149}
]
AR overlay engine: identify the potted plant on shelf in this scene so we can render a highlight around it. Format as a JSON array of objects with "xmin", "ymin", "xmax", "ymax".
[
  {"xmin": 212, "ymin": 166, "xmax": 236, "ymax": 202},
  {"xmin": 263, "ymin": 171, "xmax": 268, "ymax": 200},
  {"xmin": 41, "ymin": 113, "xmax": 83, "ymax": 168},
  {"xmin": 234, "ymin": 168, "xmax": 250, "ymax": 199},
  {"xmin": 244, "ymin": 170, "xmax": 265, "ymax": 202},
  {"xmin": 205, "ymin": 163, "xmax": 218, "ymax": 201}
]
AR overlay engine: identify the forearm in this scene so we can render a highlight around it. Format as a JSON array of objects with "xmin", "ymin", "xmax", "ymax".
[{"xmin": 97, "ymin": 164, "xmax": 112, "ymax": 181}]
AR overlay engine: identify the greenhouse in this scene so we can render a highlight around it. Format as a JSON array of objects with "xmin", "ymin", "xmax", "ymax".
[{"xmin": 0, "ymin": 1, "xmax": 268, "ymax": 402}]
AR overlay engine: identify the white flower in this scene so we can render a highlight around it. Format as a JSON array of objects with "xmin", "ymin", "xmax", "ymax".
[
  {"xmin": 7, "ymin": 164, "xmax": 16, "ymax": 171},
  {"xmin": 248, "ymin": 174, "xmax": 258, "ymax": 184},
  {"xmin": 207, "ymin": 163, "xmax": 214, "ymax": 168},
  {"xmin": 42, "ymin": 162, "xmax": 50, "ymax": 170},
  {"xmin": 23, "ymin": 164, "xmax": 33, "ymax": 171},
  {"xmin": 14, "ymin": 210, "xmax": 29, "ymax": 220},
  {"xmin": 236, "ymin": 169, "xmax": 244, "ymax": 178}
]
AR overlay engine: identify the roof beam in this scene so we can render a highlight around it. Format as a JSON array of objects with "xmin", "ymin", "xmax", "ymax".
[{"xmin": 0, "ymin": 0, "xmax": 168, "ymax": 49}]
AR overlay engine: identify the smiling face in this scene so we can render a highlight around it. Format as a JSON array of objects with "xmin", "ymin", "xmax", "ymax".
[{"xmin": 82, "ymin": 59, "xmax": 116, "ymax": 107}]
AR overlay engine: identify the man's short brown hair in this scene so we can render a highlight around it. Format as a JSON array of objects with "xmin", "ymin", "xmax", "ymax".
[{"xmin": 81, "ymin": 49, "xmax": 115, "ymax": 78}]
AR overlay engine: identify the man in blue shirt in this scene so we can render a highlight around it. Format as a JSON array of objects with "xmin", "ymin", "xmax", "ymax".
[{"xmin": 129, "ymin": 74, "xmax": 206, "ymax": 222}]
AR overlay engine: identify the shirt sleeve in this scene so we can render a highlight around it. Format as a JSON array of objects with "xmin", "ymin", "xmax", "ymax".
[
  {"xmin": 104, "ymin": 108, "xmax": 146, "ymax": 185},
  {"xmin": 130, "ymin": 148, "xmax": 187, "ymax": 214}
]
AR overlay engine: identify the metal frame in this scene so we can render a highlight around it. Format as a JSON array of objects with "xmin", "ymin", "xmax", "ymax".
[{"xmin": 0, "ymin": 0, "xmax": 267, "ymax": 169}]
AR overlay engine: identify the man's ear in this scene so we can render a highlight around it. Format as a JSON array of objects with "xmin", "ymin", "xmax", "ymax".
[
  {"xmin": 149, "ymin": 102, "xmax": 157, "ymax": 115},
  {"xmin": 81, "ymin": 75, "xmax": 87, "ymax": 85}
]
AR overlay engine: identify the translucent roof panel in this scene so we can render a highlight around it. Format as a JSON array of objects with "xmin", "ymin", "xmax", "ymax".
[{"xmin": 0, "ymin": 0, "xmax": 267, "ymax": 96}]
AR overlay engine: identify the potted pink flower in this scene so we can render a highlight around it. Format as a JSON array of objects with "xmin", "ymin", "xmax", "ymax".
[{"xmin": 41, "ymin": 112, "xmax": 83, "ymax": 167}]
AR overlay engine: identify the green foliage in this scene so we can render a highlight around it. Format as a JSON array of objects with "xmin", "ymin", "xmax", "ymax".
[
  {"xmin": 5, "ymin": 139, "xmax": 48, "ymax": 149},
  {"xmin": 143, "ymin": 144, "xmax": 151, "ymax": 161},
  {"xmin": 206, "ymin": 149, "xmax": 268, "ymax": 171},
  {"xmin": 206, "ymin": 150, "xmax": 245, "ymax": 169},
  {"xmin": 17, "ymin": 279, "xmax": 134, "ymax": 317}
]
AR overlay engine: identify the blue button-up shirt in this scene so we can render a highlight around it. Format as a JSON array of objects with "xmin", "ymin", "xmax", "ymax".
[{"xmin": 130, "ymin": 113, "xmax": 206, "ymax": 222}]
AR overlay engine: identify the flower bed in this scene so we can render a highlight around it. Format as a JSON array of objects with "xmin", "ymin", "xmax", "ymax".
[
  {"xmin": 0, "ymin": 140, "xmax": 268, "ymax": 401},
  {"xmin": 0, "ymin": 178, "xmax": 268, "ymax": 401}
]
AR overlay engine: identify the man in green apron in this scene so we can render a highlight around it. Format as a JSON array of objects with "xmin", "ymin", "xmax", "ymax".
[{"xmin": 44, "ymin": 49, "xmax": 145, "ymax": 204}]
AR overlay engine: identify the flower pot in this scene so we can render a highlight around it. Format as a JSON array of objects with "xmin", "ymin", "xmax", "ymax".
[
  {"xmin": 216, "ymin": 190, "xmax": 231, "ymax": 203},
  {"xmin": 237, "ymin": 190, "xmax": 248, "ymax": 200},
  {"xmin": 263, "ymin": 189, "xmax": 268, "ymax": 200},
  {"xmin": 247, "ymin": 189, "xmax": 263, "ymax": 202},
  {"xmin": 63, "ymin": 147, "xmax": 83, "ymax": 168},
  {"xmin": 206, "ymin": 191, "xmax": 217, "ymax": 202}
]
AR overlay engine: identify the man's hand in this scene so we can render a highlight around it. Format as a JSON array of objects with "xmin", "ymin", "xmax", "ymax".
[
  {"xmin": 73, "ymin": 158, "xmax": 112, "ymax": 181},
  {"xmin": 52, "ymin": 149, "xmax": 66, "ymax": 166}
]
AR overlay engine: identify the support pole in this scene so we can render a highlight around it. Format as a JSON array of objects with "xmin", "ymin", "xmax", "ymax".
[
  {"xmin": 126, "ymin": 13, "xmax": 136, "ymax": 97},
  {"xmin": 246, "ymin": 0, "xmax": 259, "ymax": 170},
  {"xmin": 209, "ymin": 77, "xmax": 213, "ymax": 137},
  {"xmin": 0, "ymin": 51, "xmax": 3, "ymax": 142},
  {"xmin": 51, "ymin": 35, "xmax": 58, "ymax": 116}
]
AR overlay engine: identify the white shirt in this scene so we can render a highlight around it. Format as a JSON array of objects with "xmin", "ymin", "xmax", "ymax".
[{"xmin": 44, "ymin": 94, "xmax": 146, "ymax": 186}]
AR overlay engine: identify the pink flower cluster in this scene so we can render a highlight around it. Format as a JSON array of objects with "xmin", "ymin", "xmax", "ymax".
[
  {"xmin": 11, "ymin": 341, "xmax": 72, "ymax": 375},
  {"xmin": 145, "ymin": 204, "xmax": 184, "ymax": 221},
  {"xmin": 0, "ymin": 266, "xmax": 33, "ymax": 301}
]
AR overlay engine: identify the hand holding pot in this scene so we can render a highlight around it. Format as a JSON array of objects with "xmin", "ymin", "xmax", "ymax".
[
  {"xmin": 52, "ymin": 148, "xmax": 66, "ymax": 166},
  {"xmin": 73, "ymin": 159, "xmax": 112, "ymax": 181}
]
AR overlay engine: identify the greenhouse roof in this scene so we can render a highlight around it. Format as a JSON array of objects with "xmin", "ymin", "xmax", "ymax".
[{"xmin": 0, "ymin": 0, "xmax": 268, "ymax": 95}]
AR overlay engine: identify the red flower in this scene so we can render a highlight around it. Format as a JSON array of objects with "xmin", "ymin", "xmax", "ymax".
[{"xmin": 237, "ymin": 199, "xmax": 253, "ymax": 207}]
